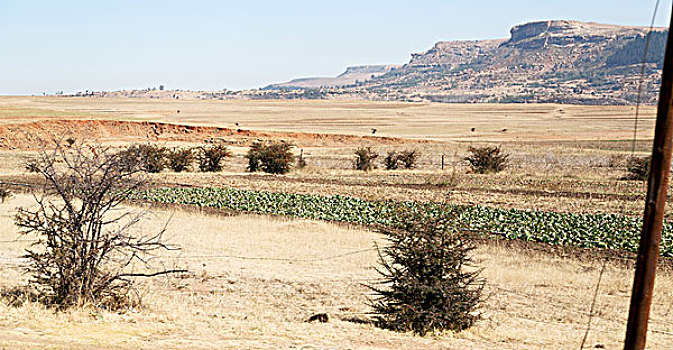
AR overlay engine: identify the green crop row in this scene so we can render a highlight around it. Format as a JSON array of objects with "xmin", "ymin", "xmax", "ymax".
[{"xmin": 137, "ymin": 187, "xmax": 673, "ymax": 257}]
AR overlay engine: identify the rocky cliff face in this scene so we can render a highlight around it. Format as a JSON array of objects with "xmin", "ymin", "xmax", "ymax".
[
  {"xmin": 353, "ymin": 20, "xmax": 668, "ymax": 104},
  {"xmin": 73, "ymin": 20, "xmax": 669, "ymax": 105},
  {"xmin": 173, "ymin": 20, "xmax": 667, "ymax": 105}
]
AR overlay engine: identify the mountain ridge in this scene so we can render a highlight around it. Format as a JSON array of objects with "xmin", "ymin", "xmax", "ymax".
[
  {"xmin": 261, "ymin": 19, "xmax": 667, "ymax": 105},
  {"xmin": 74, "ymin": 20, "xmax": 668, "ymax": 105}
]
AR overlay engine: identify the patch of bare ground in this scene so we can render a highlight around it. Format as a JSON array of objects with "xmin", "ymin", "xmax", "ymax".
[
  {"xmin": 0, "ymin": 119, "xmax": 422, "ymax": 151},
  {"xmin": 1, "ymin": 195, "xmax": 672, "ymax": 349}
]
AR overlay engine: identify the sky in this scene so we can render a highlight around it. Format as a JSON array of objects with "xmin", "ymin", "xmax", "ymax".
[{"xmin": 1, "ymin": 0, "xmax": 672, "ymax": 95}]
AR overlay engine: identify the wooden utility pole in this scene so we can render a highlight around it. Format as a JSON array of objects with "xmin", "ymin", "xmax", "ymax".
[{"xmin": 624, "ymin": 7, "xmax": 673, "ymax": 349}]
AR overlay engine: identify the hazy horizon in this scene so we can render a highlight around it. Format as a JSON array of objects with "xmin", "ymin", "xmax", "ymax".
[{"xmin": 1, "ymin": 0, "xmax": 671, "ymax": 95}]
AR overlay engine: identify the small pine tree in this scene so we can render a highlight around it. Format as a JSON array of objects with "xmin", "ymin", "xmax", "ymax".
[
  {"xmin": 368, "ymin": 208, "xmax": 483, "ymax": 336},
  {"xmin": 297, "ymin": 149, "xmax": 307, "ymax": 169}
]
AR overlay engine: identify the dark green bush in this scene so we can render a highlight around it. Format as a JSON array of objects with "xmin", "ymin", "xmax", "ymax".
[
  {"xmin": 354, "ymin": 147, "xmax": 378, "ymax": 171},
  {"xmin": 198, "ymin": 145, "xmax": 231, "ymax": 172},
  {"xmin": 384, "ymin": 151, "xmax": 400, "ymax": 170},
  {"xmin": 246, "ymin": 142, "xmax": 262, "ymax": 172},
  {"xmin": 368, "ymin": 209, "xmax": 483, "ymax": 336},
  {"xmin": 464, "ymin": 146, "xmax": 508, "ymax": 174},
  {"xmin": 119, "ymin": 144, "xmax": 168, "ymax": 173},
  {"xmin": 398, "ymin": 149, "xmax": 420, "ymax": 169},
  {"xmin": 626, "ymin": 156, "xmax": 650, "ymax": 181},
  {"xmin": 245, "ymin": 141, "xmax": 295, "ymax": 174},
  {"xmin": 167, "ymin": 148, "xmax": 194, "ymax": 172}
]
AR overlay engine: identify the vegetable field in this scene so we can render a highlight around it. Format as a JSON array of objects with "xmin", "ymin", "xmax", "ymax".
[{"xmin": 140, "ymin": 187, "xmax": 673, "ymax": 257}]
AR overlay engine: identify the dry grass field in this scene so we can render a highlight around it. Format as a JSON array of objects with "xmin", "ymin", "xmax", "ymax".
[
  {"xmin": 1, "ymin": 195, "xmax": 672, "ymax": 349},
  {"xmin": 0, "ymin": 96, "xmax": 671, "ymax": 349},
  {"xmin": 0, "ymin": 96, "xmax": 657, "ymax": 141}
]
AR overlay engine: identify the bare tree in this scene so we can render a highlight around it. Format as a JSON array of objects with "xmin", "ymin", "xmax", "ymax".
[{"xmin": 15, "ymin": 140, "xmax": 183, "ymax": 308}]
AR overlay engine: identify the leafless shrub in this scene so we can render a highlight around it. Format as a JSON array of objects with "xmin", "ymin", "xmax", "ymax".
[{"xmin": 14, "ymin": 141, "xmax": 183, "ymax": 309}]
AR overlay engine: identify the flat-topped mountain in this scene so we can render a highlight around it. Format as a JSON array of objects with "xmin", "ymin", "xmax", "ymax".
[
  {"xmin": 262, "ymin": 20, "xmax": 667, "ymax": 105},
  {"xmin": 74, "ymin": 20, "xmax": 668, "ymax": 105}
]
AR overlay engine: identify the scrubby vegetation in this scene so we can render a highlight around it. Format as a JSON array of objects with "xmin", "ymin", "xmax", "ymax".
[
  {"xmin": 246, "ymin": 141, "xmax": 295, "ymax": 174},
  {"xmin": 464, "ymin": 146, "xmax": 509, "ymax": 174},
  {"xmin": 626, "ymin": 156, "xmax": 651, "ymax": 181},
  {"xmin": 384, "ymin": 149, "xmax": 420, "ymax": 170},
  {"xmin": 15, "ymin": 142, "xmax": 180, "ymax": 308},
  {"xmin": 383, "ymin": 151, "xmax": 400, "ymax": 170},
  {"xmin": 369, "ymin": 209, "xmax": 482, "ymax": 335},
  {"xmin": 605, "ymin": 32, "xmax": 667, "ymax": 68},
  {"xmin": 354, "ymin": 147, "xmax": 378, "ymax": 171},
  {"xmin": 0, "ymin": 187, "xmax": 11, "ymax": 202},
  {"xmin": 119, "ymin": 144, "xmax": 168, "ymax": 173},
  {"xmin": 397, "ymin": 149, "xmax": 419, "ymax": 169},
  {"xmin": 167, "ymin": 147, "xmax": 195, "ymax": 172},
  {"xmin": 198, "ymin": 145, "xmax": 231, "ymax": 172}
]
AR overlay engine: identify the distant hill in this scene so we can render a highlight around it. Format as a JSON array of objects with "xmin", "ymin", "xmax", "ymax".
[
  {"xmin": 71, "ymin": 20, "xmax": 668, "ymax": 105},
  {"xmin": 263, "ymin": 20, "xmax": 668, "ymax": 105},
  {"xmin": 264, "ymin": 65, "xmax": 400, "ymax": 90}
]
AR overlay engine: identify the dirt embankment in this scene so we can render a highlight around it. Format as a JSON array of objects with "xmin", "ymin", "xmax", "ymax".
[{"xmin": 0, "ymin": 119, "xmax": 423, "ymax": 150}]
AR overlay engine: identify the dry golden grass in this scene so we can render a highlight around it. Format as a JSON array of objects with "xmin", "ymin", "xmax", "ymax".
[
  {"xmin": 0, "ymin": 96, "xmax": 657, "ymax": 141},
  {"xmin": 0, "ymin": 97, "xmax": 670, "ymax": 348},
  {"xmin": 1, "ymin": 194, "xmax": 672, "ymax": 349}
]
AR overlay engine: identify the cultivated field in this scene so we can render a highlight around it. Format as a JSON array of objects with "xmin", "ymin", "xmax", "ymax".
[{"xmin": 0, "ymin": 96, "xmax": 671, "ymax": 349}]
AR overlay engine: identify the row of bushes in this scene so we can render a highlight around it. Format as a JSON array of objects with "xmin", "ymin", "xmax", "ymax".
[
  {"xmin": 354, "ymin": 146, "xmax": 509, "ymax": 174},
  {"xmin": 118, "ymin": 142, "xmax": 651, "ymax": 180},
  {"xmin": 118, "ymin": 141, "xmax": 300, "ymax": 175},
  {"xmin": 119, "ymin": 144, "xmax": 231, "ymax": 173}
]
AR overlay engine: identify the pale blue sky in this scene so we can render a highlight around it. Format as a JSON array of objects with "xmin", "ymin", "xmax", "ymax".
[{"xmin": 1, "ymin": 0, "xmax": 671, "ymax": 94}]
